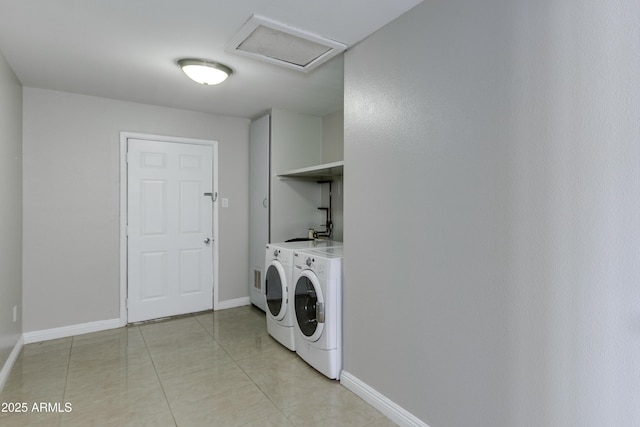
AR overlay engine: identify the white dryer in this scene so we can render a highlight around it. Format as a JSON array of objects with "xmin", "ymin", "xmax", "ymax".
[
  {"xmin": 292, "ymin": 246, "xmax": 344, "ymax": 379},
  {"xmin": 265, "ymin": 240, "xmax": 342, "ymax": 351}
]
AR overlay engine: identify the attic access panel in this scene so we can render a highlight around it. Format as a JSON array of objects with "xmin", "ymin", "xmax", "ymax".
[{"xmin": 226, "ymin": 15, "xmax": 346, "ymax": 72}]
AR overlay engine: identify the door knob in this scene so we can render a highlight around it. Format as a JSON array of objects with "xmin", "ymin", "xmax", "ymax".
[{"xmin": 204, "ymin": 238, "xmax": 211, "ymax": 244}]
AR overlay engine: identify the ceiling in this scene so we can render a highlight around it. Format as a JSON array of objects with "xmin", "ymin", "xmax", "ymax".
[{"xmin": 0, "ymin": 0, "xmax": 422, "ymax": 119}]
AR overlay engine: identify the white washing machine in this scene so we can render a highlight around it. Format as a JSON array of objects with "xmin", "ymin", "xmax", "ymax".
[
  {"xmin": 265, "ymin": 240, "xmax": 342, "ymax": 351},
  {"xmin": 292, "ymin": 246, "xmax": 344, "ymax": 379}
]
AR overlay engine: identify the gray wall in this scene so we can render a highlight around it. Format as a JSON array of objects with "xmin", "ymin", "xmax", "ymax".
[
  {"xmin": 0, "ymin": 51, "xmax": 22, "ymax": 370},
  {"xmin": 343, "ymin": 1, "xmax": 640, "ymax": 426},
  {"xmin": 22, "ymin": 88, "xmax": 249, "ymax": 332}
]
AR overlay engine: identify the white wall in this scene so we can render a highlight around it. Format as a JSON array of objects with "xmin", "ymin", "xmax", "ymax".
[
  {"xmin": 269, "ymin": 109, "xmax": 323, "ymax": 242},
  {"xmin": 343, "ymin": 0, "xmax": 640, "ymax": 426},
  {"xmin": 321, "ymin": 109, "xmax": 344, "ymax": 164},
  {"xmin": 22, "ymin": 88, "xmax": 249, "ymax": 332},
  {"xmin": 0, "ymin": 51, "xmax": 22, "ymax": 371},
  {"xmin": 320, "ymin": 110, "xmax": 344, "ymax": 241}
]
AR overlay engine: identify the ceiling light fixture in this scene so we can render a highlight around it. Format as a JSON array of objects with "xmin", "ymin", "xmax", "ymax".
[{"xmin": 177, "ymin": 58, "xmax": 233, "ymax": 85}]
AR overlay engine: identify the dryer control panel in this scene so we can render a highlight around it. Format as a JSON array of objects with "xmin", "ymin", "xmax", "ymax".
[{"xmin": 294, "ymin": 252, "xmax": 328, "ymax": 279}]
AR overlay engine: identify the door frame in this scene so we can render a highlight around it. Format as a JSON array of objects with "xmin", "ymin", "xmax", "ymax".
[{"xmin": 119, "ymin": 132, "xmax": 219, "ymax": 325}]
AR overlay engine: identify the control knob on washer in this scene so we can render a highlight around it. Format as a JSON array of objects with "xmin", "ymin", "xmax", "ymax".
[{"xmin": 306, "ymin": 258, "xmax": 313, "ymax": 267}]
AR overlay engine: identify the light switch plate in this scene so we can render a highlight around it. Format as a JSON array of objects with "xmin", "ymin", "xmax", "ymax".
[{"xmin": 222, "ymin": 198, "xmax": 229, "ymax": 208}]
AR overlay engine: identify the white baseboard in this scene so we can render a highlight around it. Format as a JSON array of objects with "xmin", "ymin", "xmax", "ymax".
[
  {"xmin": 0, "ymin": 335, "xmax": 24, "ymax": 394},
  {"xmin": 216, "ymin": 297, "xmax": 251, "ymax": 311},
  {"xmin": 22, "ymin": 303, "xmax": 253, "ymax": 345},
  {"xmin": 23, "ymin": 318, "xmax": 122, "ymax": 344},
  {"xmin": 340, "ymin": 370, "xmax": 429, "ymax": 427}
]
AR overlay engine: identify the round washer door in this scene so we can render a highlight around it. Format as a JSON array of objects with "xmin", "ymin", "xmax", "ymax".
[
  {"xmin": 294, "ymin": 270, "xmax": 324, "ymax": 342},
  {"xmin": 265, "ymin": 261, "xmax": 287, "ymax": 320}
]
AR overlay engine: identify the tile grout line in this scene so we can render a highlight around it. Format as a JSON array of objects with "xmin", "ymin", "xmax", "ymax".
[
  {"xmin": 137, "ymin": 324, "xmax": 179, "ymax": 427},
  {"xmin": 58, "ymin": 336, "xmax": 74, "ymax": 427},
  {"xmin": 194, "ymin": 311, "xmax": 297, "ymax": 426},
  {"xmin": 213, "ymin": 316, "xmax": 300, "ymax": 426},
  {"xmin": 193, "ymin": 311, "xmax": 244, "ymax": 367},
  {"xmin": 233, "ymin": 358, "xmax": 298, "ymax": 427}
]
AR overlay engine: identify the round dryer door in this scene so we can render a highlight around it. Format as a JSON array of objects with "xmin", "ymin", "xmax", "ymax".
[
  {"xmin": 265, "ymin": 261, "xmax": 287, "ymax": 320},
  {"xmin": 294, "ymin": 270, "xmax": 324, "ymax": 342}
]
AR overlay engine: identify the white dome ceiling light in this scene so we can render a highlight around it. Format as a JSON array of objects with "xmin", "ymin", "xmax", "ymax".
[{"xmin": 178, "ymin": 59, "xmax": 233, "ymax": 85}]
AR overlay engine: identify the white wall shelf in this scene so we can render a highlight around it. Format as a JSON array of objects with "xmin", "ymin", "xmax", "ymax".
[{"xmin": 277, "ymin": 160, "xmax": 344, "ymax": 179}]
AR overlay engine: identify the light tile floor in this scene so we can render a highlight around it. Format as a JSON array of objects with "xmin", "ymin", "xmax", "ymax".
[{"xmin": 0, "ymin": 306, "xmax": 396, "ymax": 426}]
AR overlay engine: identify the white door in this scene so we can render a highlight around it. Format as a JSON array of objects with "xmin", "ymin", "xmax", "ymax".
[{"xmin": 127, "ymin": 138, "xmax": 214, "ymax": 322}]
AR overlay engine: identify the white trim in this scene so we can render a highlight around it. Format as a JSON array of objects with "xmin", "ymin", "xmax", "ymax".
[
  {"xmin": 340, "ymin": 370, "xmax": 429, "ymax": 427},
  {"xmin": 23, "ymin": 318, "xmax": 122, "ymax": 345},
  {"xmin": 216, "ymin": 297, "xmax": 251, "ymax": 311},
  {"xmin": 119, "ymin": 132, "xmax": 220, "ymax": 324},
  {"xmin": 0, "ymin": 335, "xmax": 24, "ymax": 394}
]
